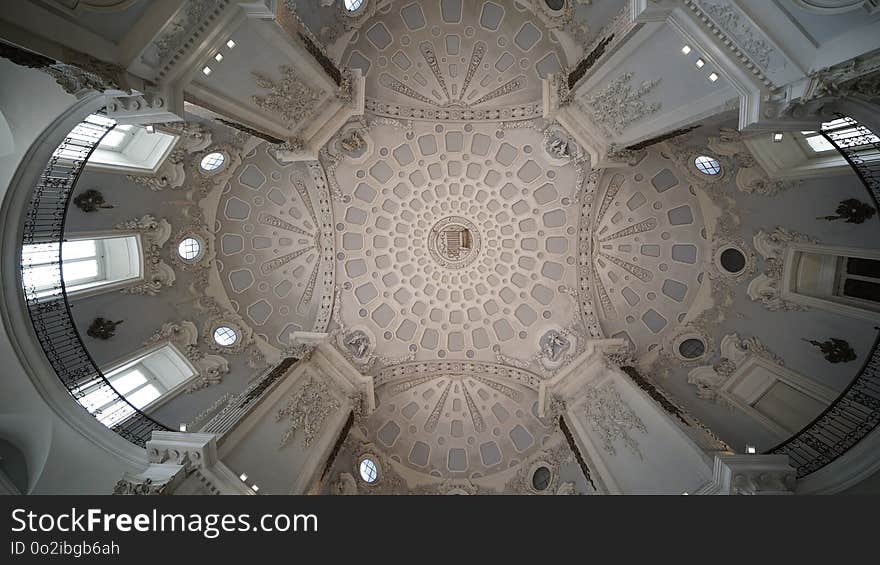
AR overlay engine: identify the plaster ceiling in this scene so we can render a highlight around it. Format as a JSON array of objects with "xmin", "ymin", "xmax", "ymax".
[
  {"xmin": 203, "ymin": 0, "xmax": 720, "ymax": 482},
  {"xmin": 214, "ymin": 145, "xmax": 336, "ymax": 348},
  {"xmin": 327, "ymin": 118, "xmax": 586, "ymax": 364},
  {"xmin": 344, "ymin": 0, "xmax": 564, "ymax": 120},
  {"xmin": 589, "ymin": 151, "xmax": 710, "ymax": 356},
  {"xmin": 367, "ymin": 362, "xmax": 553, "ymax": 478}
]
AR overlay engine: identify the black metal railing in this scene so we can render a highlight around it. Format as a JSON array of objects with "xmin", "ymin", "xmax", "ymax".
[
  {"xmin": 820, "ymin": 114, "xmax": 880, "ymax": 207},
  {"xmin": 20, "ymin": 113, "xmax": 170, "ymax": 447},
  {"xmin": 767, "ymin": 331, "xmax": 880, "ymax": 477},
  {"xmin": 765, "ymin": 115, "xmax": 880, "ymax": 477}
]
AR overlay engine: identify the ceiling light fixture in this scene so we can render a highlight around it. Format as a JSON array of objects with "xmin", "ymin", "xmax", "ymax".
[
  {"xmin": 746, "ymin": 445, "xmax": 757, "ymax": 454},
  {"xmin": 239, "ymin": 473, "xmax": 248, "ymax": 482},
  {"xmin": 202, "ymin": 66, "xmax": 212, "ymax": 76},
  {"xmin": 681, "ymin": 45, "xmax": 692, "ymax": 55},
  {"xmin": 252, "ymin": 485, "xmax": 260, "ymax": 492},
  {"xmin": 226, "ymin": 39, "xmax": 236, "ymax": 49},
  {"xmin": 773, "ymin": 132, "xmax": 784, "ymax": 142},
  {"xmin": 178, "ymin": 423, "xmax": 186, "ymax": 432},
  {"xmin": 145, "ymin": 125, "xmax": 155, "ymax": 133},
  {"xmin": 695, "ymin": 58, "xmax": 705, "ymax": 69},
  {"xmin": 708, "ymin": 72, "xmax": 719, "ymax": 82},
  {"xmin": 214, "ymin": 52, "xmax": 223, "ymax": 62}
]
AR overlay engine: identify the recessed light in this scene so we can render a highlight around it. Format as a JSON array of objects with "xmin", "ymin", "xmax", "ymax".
[
  {"xmin": 214, "ymin": 53, "xmax": 223, "ymax": 62},
  {"xmin": 773, "ymin": 132, "xmax": 784, "ymax": 142},
  {"xmin": 252, "ymin": 485, "xmax": 260, "ymax": 492},
  {"xmin": 227, "ymin": 39, "xmax": 236, "ymax": 49},
  {"xmin": 239, "ymin": 473, "xmax": 248, "ymax": 481},
  {"xmin": 681, "ymin": 45, "xmax": 692, "ymax": 55},
  {"xmin": 202, "ymin": 66, "xmax": 212, "ymax": 76},
  {"xmin": 695, "ymin": 59, "xmax": 705, "ymax": 69},
  {"xmin": 146, "ymin": 125, "xmax": 155, "ymax": 134},
  {"xmin": 746, "ymin": 445, "xmax": 757, "ymax": 454},
  {"xmin": 178, "ymin": 423, "xmax": 186, "ymax": 431},
  {"xmin": 708, "ymin": 72, "xmax": 719, "ymax": 82}
]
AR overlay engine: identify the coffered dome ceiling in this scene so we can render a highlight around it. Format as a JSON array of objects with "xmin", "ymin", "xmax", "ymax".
[
  {"xmin": 327, "ymin": 119, "xmax": 587, "ymax": 365},
  {"xmin": 344, "ymin": 0, "xmax": 565, "ymax": 120},
  {"xmin": 589, "ymin": 152, "xmax": 710, "ymax": 356},
  {"xmin": 208, "ymin": 0, "xmax": 718, "ymax": 373},
  {"xmin": 214, "ymin": 145, "xmax": 336, "ymax": 348},
  {"xmin": 367, "ymin": 362, "xmax": 553, "ymax": 478}
]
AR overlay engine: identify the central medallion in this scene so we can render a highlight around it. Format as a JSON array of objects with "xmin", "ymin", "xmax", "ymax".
[{"xmin": 428, "ymin": 216, "xmax": 481, "ymax": 270}]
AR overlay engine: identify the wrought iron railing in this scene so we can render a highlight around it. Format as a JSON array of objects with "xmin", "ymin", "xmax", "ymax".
[
  {"xmin": 765, "ymin": 115, "xmax": 880, "ymax": 477},
  {"xmin": 820, "ymin": 115, "xmax": 880, "ymax": 207},
  {"xmin": 20, "ymin": 113, "xmax": 170, "ymax": 447}
]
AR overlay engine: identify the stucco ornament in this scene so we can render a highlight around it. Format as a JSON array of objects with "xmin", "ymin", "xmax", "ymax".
[
  {"xmin": 687, "ymin": 333, "xmax": 785, "ymax": 405},
  {"xmin": 747, "ymin": 227, "xmax": 819, "ymax": 312},
  {"xmin": 251, "ymin": 65, "xmax": 322, "ymax": 127},
  {"xmin": 581, "ymin": 381, "xmax": 647, "ymax": 458},
  {"xmin": 115, "ymin": 214, "xmax": 175, "ymax": 296},
  {"xmin": 276, "ymin": 376, "xmax": 340, "ymax": 448},
  {"xmin": 127, "ymin": 122, "xmax": 212, "ymax": 191},
  {"xmin": 144, "ymin": 321, "xmax": 230, "ymax": 391},
  {"xmin": 579, "ymin": 72, "xmax": 661, "ymax": 135}
]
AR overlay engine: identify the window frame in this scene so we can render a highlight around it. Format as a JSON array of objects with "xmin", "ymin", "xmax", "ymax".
[
  {"xmin": 783, "ymin": 242, "xmax": 880, "ymax": 323},
  {"xmin": 21, "ymin": 233, "xmax": 144, "ymax": 300},
  {"xmin": 834, "ymin": 256, "xmax": 880, "ymax": 308},
  {"xmin": 92, "ymin": 342, "xmax": 199, "ymax": 419},
  {"xmin": 85, "ymin": 125, "xmax": 178, "ymax": 175},
  {"xmin": 712, "ymin": 351, "xmax": 837, "ymax": 439}
]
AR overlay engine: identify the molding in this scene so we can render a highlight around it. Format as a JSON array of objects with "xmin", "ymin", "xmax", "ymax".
[
  {"xmin": 688, "ymin": 332, "xmax": 837, "ymax": 437},
  {"xmin": 747, "ymin": 226, "xmax": 818, "ymax": 312},
  {"xmin": 781, "ymin": 242, "xmax": 880, "ymax": 323},
  {"xmin": 796, "ymin": 422, "xmax": 880, "ymax": 494},
  {"xmin": 694, "ymin": 454, "xmax": 796, "ymax": 494}
]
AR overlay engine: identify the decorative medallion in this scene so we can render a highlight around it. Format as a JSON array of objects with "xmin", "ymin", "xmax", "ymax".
[{"xmin": 427, "ymin": 216, "xmax": 481, "ymax": 270}]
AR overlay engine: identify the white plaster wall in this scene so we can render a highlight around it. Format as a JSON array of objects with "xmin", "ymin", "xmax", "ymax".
[{"xmin": 567, "ymin": 369, "xmax": 714, "ymax": 494}]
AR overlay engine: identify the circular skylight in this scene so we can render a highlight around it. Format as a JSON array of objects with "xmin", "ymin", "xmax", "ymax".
[
  {"xmin": 200, "ymin": 152, "xmax": 226, "ymax": 172},
  {"xmin": 213, "ymin": 326, "xmax": 238, "ymax": 347},
  {"xmin": 694, "ymin": 155, "xmax": 721, "ymax": 176},
  {"xmin": 344, "ymin": 0, "xmax": 364, "ymax": 12},
  {"xmin": 177, "ymin": 237, "xmax": 201, "ymax": 261},
  {"xmin": 359, "ymin": 458, "xmax": 378, "ymax": 483}
]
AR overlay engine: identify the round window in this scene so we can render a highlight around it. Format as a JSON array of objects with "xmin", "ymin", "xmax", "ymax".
[
  {"xmin": 213, "ymin": 326, "xmax": 238, "ymax": 347},
  {"xmin": 679, "ymin": 338, "xmax": 706, "ymax": 360},
  {"xmin": 359, "ymin": 458, "xmax": 378, "ymax": 483},
  {"xmin": 694, "ymin": 155, "xmax": 721, "ymax": 176},
  {"xmin": 720, "ymin": 248, "xmax": 747, "ymax": 274},
  {"xmin": 200, "ymin": 152, "xmax": 226, "ymax": 172},
  {"xmin": 344, "ymin": 0, "xmax": 364, "ymax": 12},
  {"xmin": 177, "ymin": 237, "xmax": 201, "ymax": 261},
  {"xmin": 532, "ymin": 466, "xmax": 552, "ymax": 491}
]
